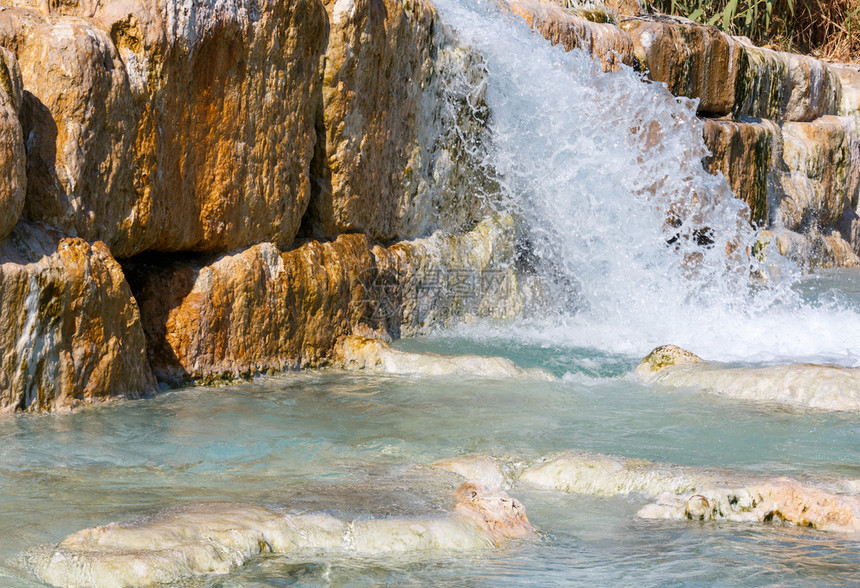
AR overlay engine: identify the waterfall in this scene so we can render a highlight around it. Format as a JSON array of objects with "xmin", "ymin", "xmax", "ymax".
[{"xmin": 432, "ymin": 0, "xmax": 860, "ymax": 364}]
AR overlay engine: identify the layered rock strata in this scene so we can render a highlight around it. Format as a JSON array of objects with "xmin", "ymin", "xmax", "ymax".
[{"xmin": 0, "ymin": 0, "xmax": 501, "ymax": 405}]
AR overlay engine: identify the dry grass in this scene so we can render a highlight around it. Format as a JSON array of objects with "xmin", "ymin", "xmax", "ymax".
[{"xmin": 648, "ymin": 0, "xmax": 860, "ymax": 61}]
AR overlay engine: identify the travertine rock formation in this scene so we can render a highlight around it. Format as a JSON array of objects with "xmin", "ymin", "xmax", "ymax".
[
  {"xmin": 733, "ymin": 41, "xmax": 841, "ymax": 122},
  {"xmin": 128, "ymin": 234, "xmax": 380, "ymax": 384},
  {"xmin": 0, "ymin": 0, "xmax": 327, "ymax": 257},
  {"xmin": 777, "ymin": 117, "xmax": 860, "ymax": 233},
  {"xmin": 622, "ymin": 16, "xmax": 741, "ymax": 116},
  {"xmin": 0, "ymin": 223, "xmax": 154, "ymax": 411},
  {"xmin": 701, "ymin": 119, "xmax": 776, "ymax": 226},
  {"xmin": 438, "ymin": 452, "xmax": 860, "ymax": 533},
  {"xmin": 0, "ymin": 45, "xmax": 25, "ymax": 242},
  {"xmin": 308, "ymin": 0, "xmax": 493, "ymax": 241},
  {"xmin": 507, "ymin": 0, "xmax": 635, "ymax": 72},
  {"xmin": 637, "ymin": 344, "xmax": 860, "ymax": 411},
  {"xmin": 334, "ymin": 335, "xmax": 554, "ymax": 379},
  {"xmin": 372, "ymin": 216, "xmax": 529, "ymax": 336},
  {"xmin": 29, "ymin": 483, "xmax": 535, "ymax": 587},
  {"xmin": 130, "ymin": 216, "xmax": 530, "ymax": 383},
  {"xmin": 639, "ymin": 479, "xmax": 860, "ymax": 533}
]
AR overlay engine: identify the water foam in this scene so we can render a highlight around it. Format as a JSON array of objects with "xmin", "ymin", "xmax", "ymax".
[{"xmin": 430, "ymin": 0, "xmax": 860, "ymax": 364}]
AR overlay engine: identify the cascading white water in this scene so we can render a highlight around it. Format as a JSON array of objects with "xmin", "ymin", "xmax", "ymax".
[{"xmin": 433, "ymin": 0, "xmax": 860, "ymax": 364}]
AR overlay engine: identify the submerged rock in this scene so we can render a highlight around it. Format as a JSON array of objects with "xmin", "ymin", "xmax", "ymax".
[
  {"xmin": 639, "ymin": 479, "xmax": 860, "ymax": 533},
  {"xmin": 0, "ymin": 223, "xmax": 154, "ymax": 411},
  {"xmin": 334, "ymin": 335, "xmax": 555, "ymax": 379},
  {"xmin": 28, "ymin": 483, "xmax": 535, "ymax": 587},
  {"xmin": 434, "ymin": 451, "xmax": 718, "ymax": 496},
  {"xmin": 438, "ymin": 451, "xmax": 860, "ymax": 533},
  {"xmin": 637, "ymin": 344, "xmax": 860, "ymax": 411},
  {"xmin": 518, "ymin": 451, "xmax": 712, "ymax": 496}
]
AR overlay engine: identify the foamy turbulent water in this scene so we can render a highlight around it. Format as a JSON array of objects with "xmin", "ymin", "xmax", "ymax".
[
  {"xmin": 434, "ymin": 0, "xmax": 860, "ymax": 364},
  {"xmin": 0, "ymin": 1, "xmax": 858, "ymax": 586}
]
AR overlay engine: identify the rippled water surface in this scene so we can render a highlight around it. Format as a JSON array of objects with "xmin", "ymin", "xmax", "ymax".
[{"xmin": 1, "ymin": 272, "xmax": 858, "ymax": 586}]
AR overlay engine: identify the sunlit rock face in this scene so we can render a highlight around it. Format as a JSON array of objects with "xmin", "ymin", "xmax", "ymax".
[
  {"xmin": 732, "ymin": 42, "xmax": 841, "ymax": 122},
  {"xmin": 334, "ymin": 335, "xmax": 554, "ymax": 379},
  {"xmin": 307, "ymin": 0, "xmax": 494, "ymax": 241},
  {"xmin": 130, "ymin": 217, "xmax": 531, "ymax": 384},
  {"xmin": 639, "ymin": 480, "xmax": 860, "ymax": 534},
  {"xmin": 621, "ymin": 17, "xmax": 841, "ymax": 121},
  {"xmin": 28, "ymin": 483, "xmax": 534, "ymax": 587},
  {"xmin": 128, "ymin": 234, "xmax": 381, "ymax": 384},
  {"xmin": 0, "ymin": 8, "xmax": 140, "ymax": 254},
  {"xmin": 776, "ymin": 117, "xmax": 860, "ymax": 234},
  {"xmin": 506, "ymin": 0, "xmax": 635, "ymax": 72},
  {"xmin": 0, "ymin": 46, "xmax": 24, "ymax": 242},
  {"xmin": 622, "ymin": 16, "xmax": 741, "ymax": 116},
  {"xmin": 0, "ymin": 0, "xmax": 326, "ymax": 257},
  {"xmin": 0, "ymin": 223, "xmax": 154, "ymax": 411},
  {"xmin": 701, "ymin": 119, "xmax": 777, "ymax": 227},
  {"xmin": 637, "ymin": 344, "xmax": 860, "ymax": 411}
]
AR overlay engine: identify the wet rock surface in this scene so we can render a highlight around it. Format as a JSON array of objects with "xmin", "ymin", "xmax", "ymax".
[
  {"xmin": 507, "ymin": 0, "xmax": 635, "ymax": 72},
  {"xmin": 28, "ymin": 483, "xmax": 535, "ymax": 587},
  {"xmin": 0, "ymin": 223, "xmax": 154, "ymax": 411},
  {"xmin": 637, "ymin": 344, "xmax": 860, "ymax": 411},
  {"xmin": 438, "ymin": 452, "xmax": 860, "ymax": 533}
]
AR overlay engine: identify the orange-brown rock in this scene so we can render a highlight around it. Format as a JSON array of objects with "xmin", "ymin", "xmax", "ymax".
[
  {"xmin": 701, "ymin": 118, "xmax": 777, "ymax": 226},
  {"xmin": 1, "ymin": 8, "xmax": 141, "ymax": 254},
  {"xmin": 0, "ymin": 0, "xmax": 327, "ymax": 257},
  {"xmin": 129, "ymin": 234, "xmax": 383, "ymax": 383},
  {"xmin": 131, "ymin": 217, "xmax": 531, "ymax": 383},
  {"xmin": 507, "ymin": 0, "xmax": 634, "ymax": 72},
  {"xmin": 0, "ymin": 45, "xmax": 24, "ymax": 241},
  {"xmin": 0, "ymin": 223, "xmax": 155, "ymax": 411},
  {"xmin": 307, "ymin": 0, "xmax": 492, "ymax": 241},
  {"xmin": 621, "ymin": 16, "xmax": 741, "ymax": 116}
]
